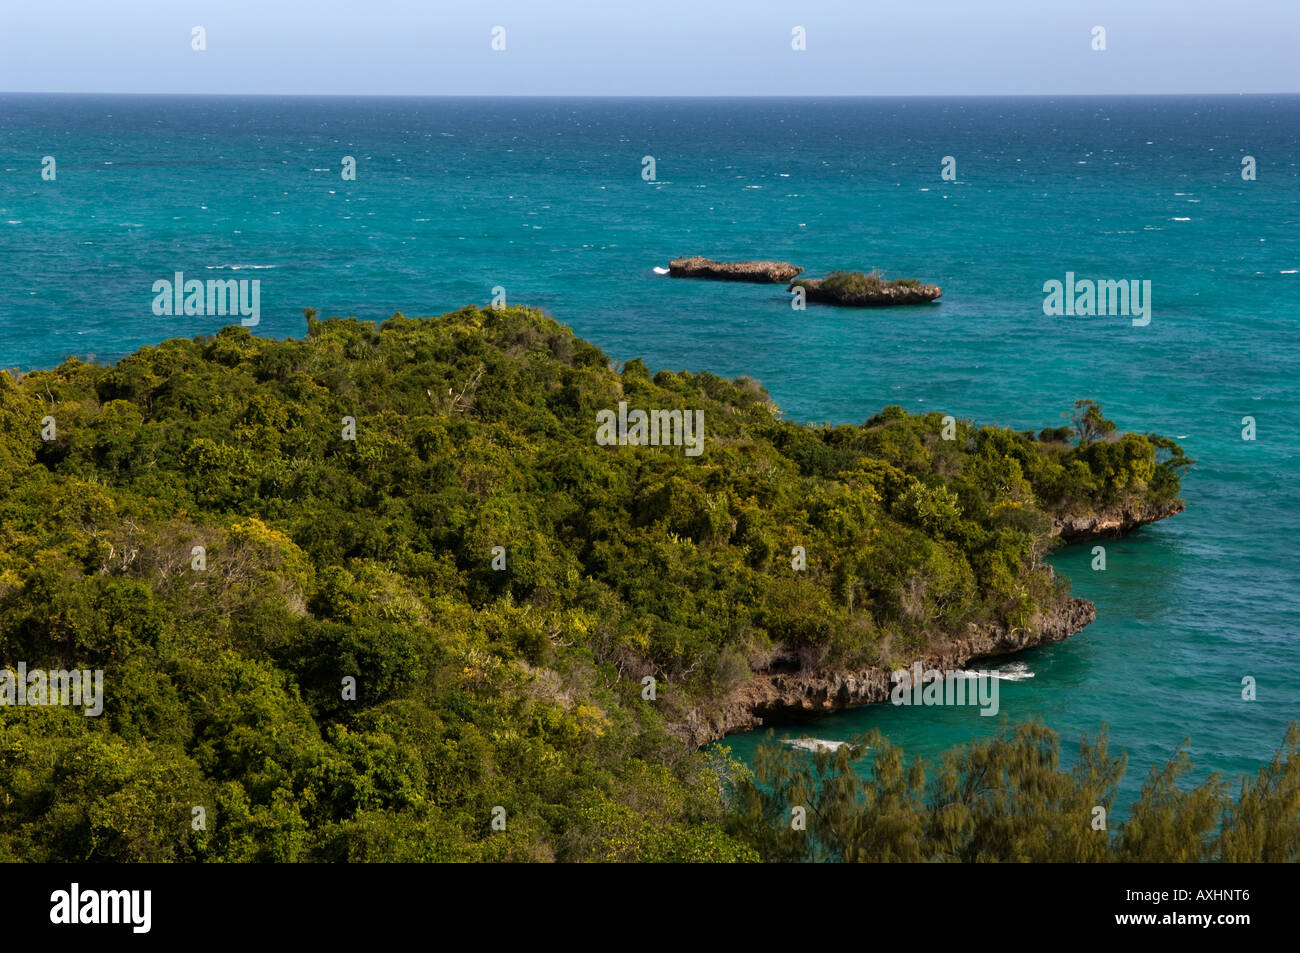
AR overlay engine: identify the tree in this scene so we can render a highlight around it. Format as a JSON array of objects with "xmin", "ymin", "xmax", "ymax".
[{"xmin": 1071, "ymin": 399, "xmax": 1117, "ymax": 447}]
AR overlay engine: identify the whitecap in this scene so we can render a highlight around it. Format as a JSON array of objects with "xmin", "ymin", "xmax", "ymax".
[
  {"xmin": 958, "ymin": 662, "xmax": 1034, "ymax": 682},
  {"xmin": 652, "ymin": 266, "xmax": 669, "ymax": 275},
  {"xmin": 784, "ymin": 738, "xmax": 853, "ymax": 752},
  {"xmin": 986, "ymin": 662, "xmax": 1035, "ymax": 681}
]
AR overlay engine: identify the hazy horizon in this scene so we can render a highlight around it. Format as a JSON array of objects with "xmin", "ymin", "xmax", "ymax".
[
  {"xmin": 6, "ymin": 91, "xmax": 1300, "ymax": 99},
  {"xmin": 2, "ymin": 0, "xmax": 1298, "ymax": 98}
]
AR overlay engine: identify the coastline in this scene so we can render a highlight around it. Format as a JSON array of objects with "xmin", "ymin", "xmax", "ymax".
[
  {"xmin": 1051, "ymin": 499, "xmax": 1186, "ymax": 541},
  {"xmin": 676, "ymin": 509, "xmax": 1181, "ymax": 748},
  {"xmin": 674, "ymin": 596, "xmax": 1097, "ymax": 747}
]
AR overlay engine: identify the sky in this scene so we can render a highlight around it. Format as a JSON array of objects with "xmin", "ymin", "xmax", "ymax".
[{"xmin": 1, "ymin": 0, "xmax": 1298, "ymax": 97}]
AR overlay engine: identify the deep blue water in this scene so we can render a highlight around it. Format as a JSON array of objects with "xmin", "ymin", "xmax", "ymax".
[{"xmin": 2, "ymin": 95, "xmax": 1298, "ymax": 809}]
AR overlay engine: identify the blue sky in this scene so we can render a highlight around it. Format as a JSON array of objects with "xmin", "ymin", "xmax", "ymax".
[{"xmin": 2, "ymin": 0, "xmax": 1298, "ymax": 96}]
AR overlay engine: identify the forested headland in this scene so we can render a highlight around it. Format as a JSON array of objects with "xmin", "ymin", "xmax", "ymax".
[{"xmin": 4, "ymin": 304, "xmax": 1289, "ymax": 863}]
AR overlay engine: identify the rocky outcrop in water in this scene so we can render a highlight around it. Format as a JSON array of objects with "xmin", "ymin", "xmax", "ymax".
[
  {"xmin": 668, "ymin": 256, "xmax": 803, "ymax": 283},
  {"xmin": 789, "ymin": 274, "xmax": 942, "ymax": 306}
]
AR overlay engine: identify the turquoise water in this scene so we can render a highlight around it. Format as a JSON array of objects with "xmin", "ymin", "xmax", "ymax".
[{"xmin": 2, "ymin": 95, "xmax": 1298, "ymax": 807}]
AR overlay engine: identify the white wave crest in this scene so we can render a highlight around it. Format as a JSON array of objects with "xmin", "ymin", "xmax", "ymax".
[{"xmin": 784, "ymin": 737, "xmax": 852, "ymax": 752}]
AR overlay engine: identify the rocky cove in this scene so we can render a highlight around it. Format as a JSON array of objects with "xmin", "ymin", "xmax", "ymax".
[{"xmin": 672, "ymin": 508, "xmax": 1180, "ymax": 748}]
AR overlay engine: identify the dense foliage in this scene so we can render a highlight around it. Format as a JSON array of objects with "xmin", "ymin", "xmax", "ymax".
[
  {"xmin": 0, "ymin": 305, "xmax": 1192, "ymax": 860},
  {"xmin": 730, "ymin": 721, "xmax": 1300, "ymax": 862}
]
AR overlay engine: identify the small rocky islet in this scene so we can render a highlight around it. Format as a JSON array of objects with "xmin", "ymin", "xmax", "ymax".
[
  {"xmin": 666, "ymin": 257, "xmax": 941, "ymax": 306},
  {"xmin": 789, "ymin": 270, "xmax": 942, "ymax": 307},
  {"xmin": 667, "ymin": 256, "xmax": 804, "ymax": 283}
]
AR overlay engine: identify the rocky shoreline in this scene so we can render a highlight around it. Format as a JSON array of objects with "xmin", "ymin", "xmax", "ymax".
[
  {"xmin": 672, "ymin": 499, "xmax": 1182, "ymax": 748},
  {"xmin": 672, "ymin": 597, "xmax": 1094, "ymax": 747},
  {"xmin": 667, "ymin": 256, "xmax": 803, "ymax": 283},
  {"xmin": 1051, "ymin": 498, "xmax": 1186, "ymax": 541}
]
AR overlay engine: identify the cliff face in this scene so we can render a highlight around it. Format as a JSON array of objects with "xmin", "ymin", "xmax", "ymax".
[
  {"xmin": 1051, "ymin": 499, "xmax": 1185, "ymax": 541},
  {"xmin": 672, "ymin": 597, "xmax": 1096, "ymax": 747},
  {"xmin": 668, "ymin": 256, "xmax": 803, "ymax": 283}
]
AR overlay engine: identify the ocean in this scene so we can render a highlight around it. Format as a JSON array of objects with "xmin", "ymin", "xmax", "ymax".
[{"xmin": 2, "ymin": 94, "xmax": 1297, "ymax": 811}]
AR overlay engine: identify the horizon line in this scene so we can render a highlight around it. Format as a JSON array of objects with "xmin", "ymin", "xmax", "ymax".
[{"xmin": 4, "ymin": 90, "xmax": 1300, "ymax": 99}]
